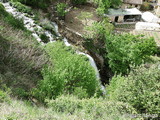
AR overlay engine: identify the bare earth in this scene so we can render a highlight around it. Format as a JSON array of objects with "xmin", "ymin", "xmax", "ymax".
[{"xmin": 65, "ymin": 4, "xmax": 100, "ymax": 35}]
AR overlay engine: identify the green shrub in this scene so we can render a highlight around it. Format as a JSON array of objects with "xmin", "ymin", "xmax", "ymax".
[
  {"xmin": 56, "ymin": 3, "xmax": 67, "ymax": 19},
  {"xmin": 0, "ymin": 3, "xmax": 8, "ymax": 16},
  {"xmin": 105, "ymin": 34, "xmax": 157, "ymax": 74},
  {"xmin": 11, "ymin": 0, "xmax": 51, "ymax": 10},
  {"xmin": 13, "ymin": 88, "xmax": 29, "ymax": 99},
  {"xmin": 84, "ymin": 19, "xmax": 113, "ymax": 54},
  {"xmin": 94, "ymin": 0, "xmax": 121, "ymax": 15},
  {"xmin": 0, "ymin": 90, "xmax": 10, "ymax": 103},
  {"xmin": 0, "ymin": 3, "xmax": 26, "ymax": 30},
  {"xmin": 40, "ymin": 33, "xmax": 50, "ymax": 43},
  {"xmin": 71, "ymin": 0, "xmax": 87, "ymax": 5},
  {"xmin": 107, "ymin": 63, "xmax": 160, "ymax": 115},
  {"xmin": 33, "ymin": 42, "xmax": 100, "ymax": 102},
  {"xmin": 109, "ymin": 0, "xmax": 122, "ymax": 8},
  {"xmin": 4, "ymin": 15, "xmax": 25, "ymax": 30},
  {"xmin": 140, "ymin": 2, "xmax": 153, "ymax": 11},
  {"xmin": 10, "ymin": 1, "xmax": 32, "ymax": 14},
  {"xmin": 46, "ymin": 95, "xmax": 138, "ymax": 120},
  {"xmin": 72, "ymin": 87, "xmax": 89, "ymax": 99}
]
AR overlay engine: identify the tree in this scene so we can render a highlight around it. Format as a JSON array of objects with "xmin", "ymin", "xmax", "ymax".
[
  {"xmin": 105, "ymin": 34, "xmax": 157, "ymax": 74},
  {"xmin": 93, "ymin": 0, "xmax": 122, "ymax": 15},
  {"xmin": 56, "ymin": 3, "xmax": 67, "ymax": 20},
  {"xmin": 107, "ymin": 62, "xmax": 160, "ymax": 115}
]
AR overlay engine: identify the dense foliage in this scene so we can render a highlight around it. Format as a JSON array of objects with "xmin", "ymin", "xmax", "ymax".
[
  {"xmin": 71, "ymin": 0, "xmax": 87, "ymax": 5},
  {"xmin": 46, "ymin": 95, "xmax": 138, "ymax": 120},
  {"xmin": 56, "ymin": 3, "xmax": 67, "ymax": 19},
  {"xmin": 1, "ymin": 0, "xmax": 160, "ymax": 119},
  {"xmin": 84, "ymin": 19, "xmax": 113, "ymax": 54},
  {"xmin": 94, "ymin": 0, "xmax": 122, "ymax": 15},
  {"xmin": 10, "ymin": 0, "xmax": 52, "ymax": 9},
  {"xmin": 10, "ymin": 1, "xmax": 32, "ymax": 14},
  {"xmin": 0, "ymin": 3, "xmax": 25, "ymax": 30},
  {"xmin": 33, "ymin": 42, "xmax": 101, "ymax": 101},
  {"xmin": 105, "ymin": 34, "xmax": 157, "ymax": 74},
  {"xmin": 107, "ymin": 63, "xmax": 160, "ymax": 115},
  {"xmin": 140, "ymin": 2, "xmax": 153, "ymax": 11}
]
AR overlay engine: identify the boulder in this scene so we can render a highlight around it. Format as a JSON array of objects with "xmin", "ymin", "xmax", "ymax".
[
  {"xmin": 135, "ymin": 22, "xmax": 160, "ymax": 31},
  {"xmin": 142, "ymin": 12, "xmax": 160, "ymax": 23}
]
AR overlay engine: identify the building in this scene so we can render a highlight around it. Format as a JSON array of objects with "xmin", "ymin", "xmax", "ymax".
[{"xmin": 106, "ymin": 8, "xmax": 142, "ymax": 23}]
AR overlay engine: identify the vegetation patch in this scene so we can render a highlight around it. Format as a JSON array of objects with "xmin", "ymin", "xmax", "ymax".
[
  {"xmin": 105, "ymin": 34, "xmax": 157, "ymax": 74},
  {"xmin": 46, "ymin": 95, "xmax": 138, "ymax": 120},
  {"xmin": 0, "ymin": 3, "xmax": 26, "ymax": 30},
  {"xmin": 40, "ymin": 33, "xmax": 50, "ymax": 43},
  {"xmin": 107, "ymin": 62, "xmax": 160, "ymax": 116},
  {"xmin": 10, "ymin": 1, "xmax": 32, "ymax": 14},
  {"xmin": 32, "ymin": 42, "xmax": 101, "ymax": 102},
  {"xmin": 10, "ymin": 0, "xmax": 51, "ymax": 10}
]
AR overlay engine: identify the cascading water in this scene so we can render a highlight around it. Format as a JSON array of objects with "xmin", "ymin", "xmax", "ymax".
[
  {"xmin": 0, "ymin": 1, "xmax": 105, "ymax": 93},
  {"xmin": 52, "ymin": 23, "xmax": 106, "ymax": 93}
]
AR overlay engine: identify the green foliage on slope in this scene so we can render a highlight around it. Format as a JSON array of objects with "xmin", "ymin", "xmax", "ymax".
[
  {"xmin": 107, "ymin": 62, "xmax": 160, "ymax": 115},
  {"xmin": 46, "ymin": 95, "xmax": 138, "ymax": 120},
  {"xmin": 71, "ymin": 0, "xmax": 87, "ymax": 5},
  {"xmin": 10, "ymin": 0, "xmax": 52, "ymax": 10},
  {"xmin": 33, "ymin": 42, "xmax": 101, "ymax": 101},
  {"xmin": 10, "ymin": 1, "xmax": 32, "ymax": 14},
  {"xmin": 93, "ymin": 0, "xmax": 122, "ymax": 15},
  {"xmin": 0, "ymin": 12, "xmax": 48, "ymax": 98},
  {"xmin": 0, "ymin": 3, "xmax": 26, "ymax": 30},
  {"xmin": 105, "ymin": 34, "xmax": 157, "ymax": 74}
]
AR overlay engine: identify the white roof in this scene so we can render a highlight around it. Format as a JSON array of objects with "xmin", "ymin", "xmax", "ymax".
[
  {"xmin": 142, "ymin": 12, "xmax": 160, "ymax": 23},
  {"xmin": 107, "ymin": 8, "xmax": 142, "ymax": 16}
]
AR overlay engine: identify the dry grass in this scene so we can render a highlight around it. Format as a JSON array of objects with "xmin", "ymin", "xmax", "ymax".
[{"xmin": 0, "ymin": 19, "xmax": 49, "ymax": 95}]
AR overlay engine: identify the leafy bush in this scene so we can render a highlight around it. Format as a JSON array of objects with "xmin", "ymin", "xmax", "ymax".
[
  {"xmin": 94, "ymin": 0, "xmax": 122, "ymax": 15},
  {"xmin": 107, "ymin": 63, "xmax": 160, "ymax": 115},
  {"xmin": 56, "ymin": 3, "xmax": 67, "ymax": 19},
  {"xmin": 71, "ymin": 0, "xmax": 87, "ymax": 5},
  {"xmin": 46, "ymin": 95, "xmax": 138, "ymax": 120},
  {"xmin": 10, "ymin": 1, "xmax": 32, "ymax": 14},
  {"xmin": 33, "ymin": 42, "xmax": 100, "ymax": 102},
  {"xmin": 11, "ymin": 0, "xmax": 51, "ymax": 10},
  {"xmin": 13, "ymin": 88, "xmax": 29, "ymax": 99},
  {"xmin": 94, "ymin": 0, "xmax": 110, "ymax": 15},
  {"xmin": 40, "ymin": 33, "xmax": 50, "ymax": 43},
  {"xmin": 0, "ymin": 90, "xmax": 10, "ymax": 103},
  {"xmin": 105, "ymin": 34, "xmax": 157, "ymax": 74},
  {"xmin": 140, "ymin": 2, "xmax": 153, "ymax": 11},
  {"xmin": 109, "ymin": 0, "xmax": 122, "ymax": 8},
  {"xmin": 0, "ymin": 3, "xmax": 26, "ymax": 30},
  {"xmin": 84, "ymin": 19, "xmax": 113, "ymax": 54}
]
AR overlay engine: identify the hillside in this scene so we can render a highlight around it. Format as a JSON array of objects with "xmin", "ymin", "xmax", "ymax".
[{"xmin": 0, "ymin": 0, "xmax": 160, "ymax": 119}]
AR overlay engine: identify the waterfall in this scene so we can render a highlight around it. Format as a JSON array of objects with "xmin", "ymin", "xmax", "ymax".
[
  {"xmin": 1, "ymin": 1, "xmax": 105, "ymax": 94},
  {"xmin": 52, "ymin": 22, "xmax": 106, "ymax": 94}
]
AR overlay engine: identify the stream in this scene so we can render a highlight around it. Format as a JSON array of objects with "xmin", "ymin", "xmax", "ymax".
[{"xmin": 0, "ymin": 1, "xmax": 105, "ymax": 93}]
